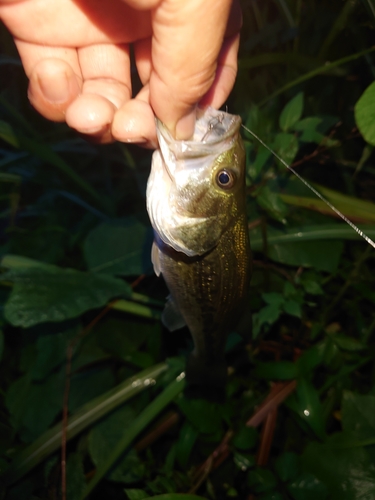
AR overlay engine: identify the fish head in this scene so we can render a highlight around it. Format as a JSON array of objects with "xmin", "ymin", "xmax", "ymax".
[{"xmin": 147, "ymin": 108, "xmax": 246, "ymax": 256}]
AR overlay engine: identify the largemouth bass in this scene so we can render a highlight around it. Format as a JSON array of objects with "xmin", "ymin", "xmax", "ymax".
[{"xmin": 146, "ymin": 107, "xmax": 251, "ymax": 388}]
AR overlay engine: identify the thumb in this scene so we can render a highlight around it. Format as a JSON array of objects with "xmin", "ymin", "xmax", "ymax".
[{"xmin": 150, "ymin": 0, "xmax": 240, "ymax": 139}]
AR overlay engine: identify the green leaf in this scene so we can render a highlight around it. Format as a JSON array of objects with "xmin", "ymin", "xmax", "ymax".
[
  {"xmin": 124, "ymin": 490, "xmax": 149, "ymax": 500},
  {"xmin": 267, "ymin": 240, "xmax": 343, "ymax": 273},
  {"xmin": 2, "ymin": 256, "xmax": 131, "ymax": 327},
  {"xmin": 332, "ymin": 335, "xmax": 366, "ymax": 351},
  {"xmin": 279, "ymin": 92, "xmax": 304, "ymax": 132},
  {"xmin": 142, "ymin": 496, "xmax": 207, "ymax": 500},
  {"xmin": 175, "ymin": 421, "xmax": 199, "ymax": 468},
  {"xmin": 31, "ymin": 329, "xmax": 76, "ymax": 380},
  {"xmin": 296, "ymin": 345, "xmax": 324, "ymax": 376},
  {"xmin": 66, "ymin": 453, "xmax": 85, "ymax": 500},
  {"xmin": 272, "ymin": 132, "xmax": 299, "ymax": 167},
  {"xmin": 300, "ymin": 277, "xmax": 324, "ymax": 295},
  {"xmin": 283, "ymin": 299, "xmax": 302, "ymax": 318},
  {"xmin": 3, "ymin": 363, "xmax": 167, "ymax": 486},
  {"xmin": 287, "ymin": 472, "xmax": 328, "ymax": 500},
  {"xmin": 286, "ymin": 378, "xmax": 325, "ymax": 440},
  {"xmin": 82, "ymin": 375, "xmax": 185, "ymax": 498},
  {"xmin": 176, "ymin": 396, "xmax": 223, "ymax": 435},
  {"xmin": 259, "ymin": 493, "xmax": 284, "ymax": 500},
  {"xmin": 247, "ymin": 467, "xmax": 278, "ymax": 493},
  {"xmin": 253, "ymin": 361, "xmax": 298, "ymax": 380},
  {"xmin": 5, "ymin": 372, "xmax": 64, "ymax": 442},
  {"xmin": 250, "ymin": 224, "xmax": 375, "ymax": 250},
  {"xmin": 302, "ymin": 433, "xmax": 375, "ymax": 499},
  {"xmin": 233, "ymin": 451, "xmax": 256, "ymax": 472},
  {"xmin": 95, "ymin": 317, "xmax": 152, "ymax": 360},
  {"xmin": 83, "ymin": 217, "xmax": 153, "ymax": 276},
  {"xmin": 256, "ymin": 185, "xmax": 288, "ymax": 223},
  {"xmin": 232, "ymin": 426, "xmax": 258, "ymax": 450},
  {"xmin": 262, "ymin": 292, "xmax": 284, "ymax": 307},
  {"xmin": 293, "ymin": 117, "xmax": 323, "ymax": 143},
  {"xmin": 248, "ymin": 143, "xmax": 272, "ymax": 178},
  {"xmin": 341, "ymin": 391, "xmax": 375, "ymax": 438},
  {"xmin": 355, "ymin": 81, "xmax": 375, "ymax": 145},
  {"xmin": 275, "ymin": 452, "xmax": 299, "ymax": 482},
  {"xmin": 69, "ymin": 366, "xmax": 115, "ymax": 412},
  {"xmin": 0, "ymin": 120, "xmax": 20, "ymax": 148}
]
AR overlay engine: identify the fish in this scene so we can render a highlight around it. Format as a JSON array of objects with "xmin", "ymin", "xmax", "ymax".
[{"xmin": 146, "ymin": 107, "xmax": 252, "ymax": 388}]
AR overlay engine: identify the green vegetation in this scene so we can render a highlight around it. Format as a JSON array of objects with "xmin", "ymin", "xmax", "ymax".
[{"xmin": 1, "ymin": 1, "xmax": 375, "ymax": 499}]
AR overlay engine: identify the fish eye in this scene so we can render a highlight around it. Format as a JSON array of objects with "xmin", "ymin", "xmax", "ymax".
[{"xmin": 216, "ymin": 169, "xmax": 235, "ymax": 189}]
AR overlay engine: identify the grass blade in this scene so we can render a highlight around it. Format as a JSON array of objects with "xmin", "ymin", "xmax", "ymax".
[
  {"xmin": 81, "ymin": 373, "xmax": 186, "ymax": 499},
  {"xmin": 250, "ymin": 224, "xmax": 375, "ymax": 251},
  {"xmin": 2, "ymin": 363, "xmax": 168, "ymax": 486},
  {"xmin": 260, "ymin": 46, "xmax": 375, "ymax": 106}
]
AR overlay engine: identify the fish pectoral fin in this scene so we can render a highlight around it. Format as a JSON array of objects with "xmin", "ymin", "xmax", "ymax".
[
  {"xmin": 162, "ymin": 296, "xmax": 187, "ymax": 331},
  {"xmin": 151, "ymin": 241, "xmax": 161, "ymax": 277}
]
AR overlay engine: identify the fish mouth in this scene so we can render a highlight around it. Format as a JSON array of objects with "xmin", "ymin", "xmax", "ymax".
[{"xmin": 156, "ymin": 107, "xmax": 242, "ymax": 161}]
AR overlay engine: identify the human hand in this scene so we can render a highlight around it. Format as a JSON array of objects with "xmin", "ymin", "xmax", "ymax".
[{"xmin": 0, "ymin": 0, "xmax": 241, "ymax": 147}]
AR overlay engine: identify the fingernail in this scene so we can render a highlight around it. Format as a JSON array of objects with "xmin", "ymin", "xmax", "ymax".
[
  {"xmin": 124, "ymin": 137, "xmax": 147, "ymax": 144},
  {"xmin": 38, "ymin": 71, "xmax": 71, "ymax": 103},
  {"xmin": 175, "ymin": 108, "xmax": 197, "ymax": 140}
]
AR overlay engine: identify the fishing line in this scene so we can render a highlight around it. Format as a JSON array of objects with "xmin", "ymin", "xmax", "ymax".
[{"xmin": 241, "ymin": 124, "xmax": 375, "ymax": 250}]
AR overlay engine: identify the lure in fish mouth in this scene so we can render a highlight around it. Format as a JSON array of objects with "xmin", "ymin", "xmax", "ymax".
[{"xmin": 146, "ymin": 107, "xmax": 252, "ymax": 388}]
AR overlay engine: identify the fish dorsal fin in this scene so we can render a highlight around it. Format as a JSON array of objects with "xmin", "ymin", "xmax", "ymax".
[
  {"xmin": 162, "ymin": 295, "xmax": 187, "ymax": 332},
  {"xmin": 151, "ymin": 241, "xmax": 161, "ymax": 277}
]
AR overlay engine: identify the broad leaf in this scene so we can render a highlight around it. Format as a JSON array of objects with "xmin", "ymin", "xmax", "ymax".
[
  {"xmin": 1, "ymin": 256, "xmax": 131, "ymax": 327},
  {"xmin": 279, "ymin": 92, "xmax": 304, "ymax": 132}
]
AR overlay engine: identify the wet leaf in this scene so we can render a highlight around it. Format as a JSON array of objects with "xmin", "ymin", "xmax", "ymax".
[
  {"xmin": 286, "ymin": 378, "xmax": 326, "ymax": 439},
  {"xmin": 2, "ymin": 257, "xmax": 131, "ymax": 327},
  {"xmin": 302, "ymin": 433, "xmax": 375, "ymax": 499}
]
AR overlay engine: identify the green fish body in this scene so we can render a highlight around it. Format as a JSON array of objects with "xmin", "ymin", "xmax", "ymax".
[{"xmin": 146, "ymin": 108, "xmax": 251, "ymax": 387}]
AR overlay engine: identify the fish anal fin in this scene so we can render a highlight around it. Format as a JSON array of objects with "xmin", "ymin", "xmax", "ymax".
[{"xmin": 162, "ymin": 295, "xmax": 187, "ymax": 332}]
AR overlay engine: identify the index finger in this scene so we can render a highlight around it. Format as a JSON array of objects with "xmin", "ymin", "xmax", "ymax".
[{"xmin": 149, "ymin": 0, "xmax": 241, "ymax": 139}]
